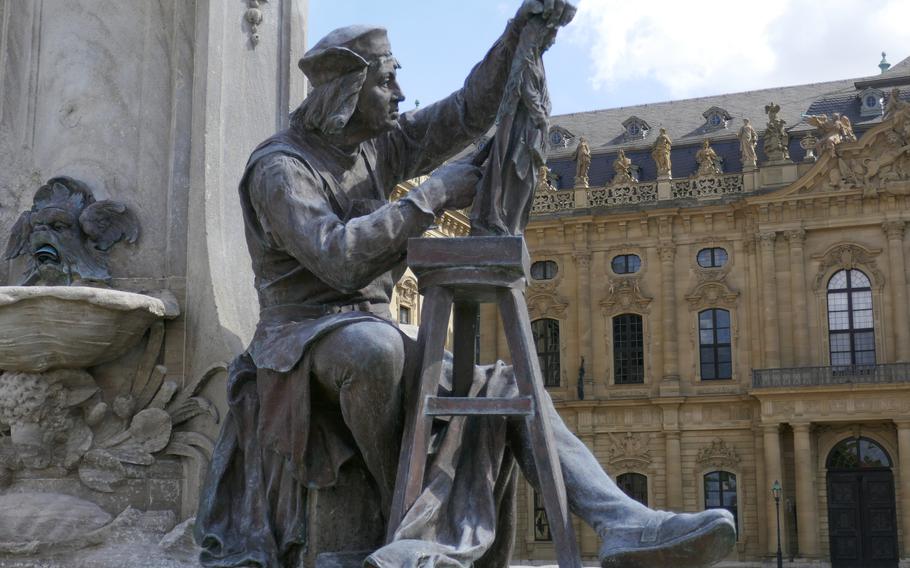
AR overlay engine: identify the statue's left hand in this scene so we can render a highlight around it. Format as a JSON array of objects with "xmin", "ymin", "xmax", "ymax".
[{"xmin": 515, "ymin": 0, "xmax": 577, "ymax": 29}]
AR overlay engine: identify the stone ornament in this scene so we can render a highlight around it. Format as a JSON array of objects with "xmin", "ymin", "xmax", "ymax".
[
  {"xmin": 245, "ymin": 0, "xmax": 268, "ymax": 46},
  {"xmin": 605, "ymin": 432, "xmax": 652, "ymax": 468},
  {"xmin": 609, "ymin": 149, "xmax": 635, "ymax": 186},
  {"xmin": 696, "ymin": 438, "xmax": 741, "ymax": 469},
  {"xmin": 4, "ymin": 177, "xmax": 139, "ymax": 286},
  {"xmin": 812, "ymin": 243, "xmax": 884, "ymax": 291},
  {"xmin": 806, "ymin": 113, "xmax": 856, "ymax": 156},
  {"xmin": 573, "ymin": 137, "xmax": 591, "ymax": 188},
  {"xmin": 601, "ymin": 277, "xmax": 653, "ymax": 315},
  {"xmin": 651, "ymin": 127, "xmax": 672, "ymax": 178},
  {"xmin": 695, "ymin": 139, "xmax": 722, "ymax": 176},
  {"xmin": 738, "ymin": 119, "xmax": 757, "ymax": 168},
  {"xmin": 762, "ymin": 102, "xmax": 790, "ymax": 162}
]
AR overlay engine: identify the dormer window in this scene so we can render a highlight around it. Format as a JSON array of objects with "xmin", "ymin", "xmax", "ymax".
[
  {"xmin": 548, "ymin": 126, "xmax": 575, "ymax": 148},
  {"xmin": 702, "ymin": 107, "xmax": 732, "ymax": 131},
  {"xmin": 859, "ymin": 87, "xmax": 884, "ymax": 117},
  {"xmin": 622, "ymin": 116, "xmax": 650, "ymax": 140}
]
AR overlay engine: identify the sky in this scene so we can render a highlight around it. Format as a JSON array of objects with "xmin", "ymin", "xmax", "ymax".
[{"xmin": 307, "ymin": 0, "xmax": 909, "ymax": 117}]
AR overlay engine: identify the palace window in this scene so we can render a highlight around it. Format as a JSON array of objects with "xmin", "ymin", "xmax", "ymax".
[
  {"xmin": 398, "ymin": 306, "xmax": 411, "ymax": 325},
  {"xmin": 617, "ymin": 472, "xmax": 649, "ymax": 506},
  {"xmin": 530, "ymin": 260, "xmax": 558, "ymax": 281},
  {"xmin": 704, "ymin": 471, "xmax": 738, "ymax": 533},
  {"xmin": 622, "ymin": 116, "xmax": 650, "ymax": 140},
  {"xmin": 826, "ymin": 436, "xmax": 892, "ymax": 469},
  {"xmin": 702, "ymin": 106, "xmax": 732, "ymax": 131},
  {"xmin": 611, "ymin": 254, "xmax": 641, "ymax": 275},
  {"xmin": 613, "ymin": 314, "xmax": 644, "ymax": 384},
  {"xmin": 827, "ymin": 269, "xmax": 875, "ymax": 367},
  {"xmin": 532, "ymin": 489, "xmax": 552, "ymax": 541},
  {"xmin": 699, "ymin": 309, "xmax": 732, "ymax": 380},
  {"xmin": 697, "ymin": 247, "xmax": 728, "ymax": 268},
  {"xmin": 532, "ymin": 318, "xmax": 561, "ymax": 387}
]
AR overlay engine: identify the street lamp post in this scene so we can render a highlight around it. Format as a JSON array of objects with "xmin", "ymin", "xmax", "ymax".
[{"xmin": 772, "ymin": 480, "xmax": 783, "ymax": 568}]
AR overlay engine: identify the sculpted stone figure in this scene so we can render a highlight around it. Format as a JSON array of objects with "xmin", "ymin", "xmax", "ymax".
[
  {"xmin": 536, "ymin": 164, "xmax": 556, "ymax": 192},
  {"xmin": 651, "ymin": 127, "xmax": 672, "ymax": 177},
  {"xmin": 807, "ymin": 113, "xmax": 856, "ymax": 156},
  {"xmin": 573, "ymin": 136, "xmax": 591, "ymax": 187},
  {"xmin": 695, "ymin": 139, "xmax": 722, "ymax": 176},
  {"xmin": 194, "ymin": 3, "xmax": 735, "ymax": 567},
  {"xmin": 610, "ymin": 148, "xmax": 634, "ymax": 185},
  {"xmin": 762, "ymin": 102, "xmax": 790, "ymax": 162},
  {"xmin": 739, "ymin": 118, "xmax": 758, "ymax": 168},
  {"xmin": 4, "ymin": 177, "xmax": 139, "ymax": 286}
]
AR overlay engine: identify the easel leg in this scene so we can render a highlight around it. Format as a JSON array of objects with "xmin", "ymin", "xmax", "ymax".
[
  {"xmin": 387, "ymin": 286, "xmax": 454, "ymax": 542},
  {"xmin": 452, "ymin": 300, "xmax": 479, "ymax": 396},
  {"xmin": 498, "ymin": 287, "xmax": 581, "ymax": 567}
]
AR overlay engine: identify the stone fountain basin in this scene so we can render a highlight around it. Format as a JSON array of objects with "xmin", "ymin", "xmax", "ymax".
[{"xmin": 0, "ymin": 286, "xmax": 166, "ymax": 373}]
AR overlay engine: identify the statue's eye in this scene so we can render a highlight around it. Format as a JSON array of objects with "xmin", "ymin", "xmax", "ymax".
[{"xmin": 52, "ymin": 222, "xmax": 68, "ymax": 231}]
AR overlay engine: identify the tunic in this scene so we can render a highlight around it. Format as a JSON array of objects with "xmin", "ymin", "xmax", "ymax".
[{"xmin": 196, "ymin": 21, "xmax": 522, "ymax": 568}]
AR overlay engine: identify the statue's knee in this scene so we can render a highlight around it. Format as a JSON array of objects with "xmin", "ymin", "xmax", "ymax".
[{"xmin": 319, "ymin": 322, "xmax": 405, "ymax": 391}]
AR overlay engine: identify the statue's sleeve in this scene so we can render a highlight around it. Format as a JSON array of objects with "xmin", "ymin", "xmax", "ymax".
[
  {"xmin": 376, "ymin": 20, "xmax": 522, "ymax": 187},
  {"xmin": 248, "ymin": 154, "xmax": 435, "ymax": 293}
]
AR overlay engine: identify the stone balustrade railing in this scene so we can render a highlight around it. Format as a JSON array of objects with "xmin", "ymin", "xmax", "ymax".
[
  {"xmin": 671, "ymin": 173, "xmax": 744, "ymax": 199},
  {"xmin": 752, "ymin": 363, "xmax": 910, "ymax": 388},
  {"xmin": 588, "ymin": 182, "xmax": 658, "ymax": 207},
  {"xmin": 530, "ymin": 190, "xmax": 576, "ymax": 214}
]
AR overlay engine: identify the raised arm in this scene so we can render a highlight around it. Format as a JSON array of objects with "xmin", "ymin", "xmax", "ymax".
[{"xmin": 248, "ymin": 154, "xmax": 479, "ymax": 293}]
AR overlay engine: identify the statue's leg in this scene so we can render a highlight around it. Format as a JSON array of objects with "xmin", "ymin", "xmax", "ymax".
[
  {"xmin": 508, "ymin": 390, "xmax": 736, "ymax": 568},
  {"xmin": 311, "ymin": 321, "xmax": 406, "ymax": 518}
]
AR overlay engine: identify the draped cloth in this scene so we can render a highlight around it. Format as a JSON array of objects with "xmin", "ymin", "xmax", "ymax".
[{"xmin": 470, "ymin": 18, "xmax": 554, "ymax": 236}]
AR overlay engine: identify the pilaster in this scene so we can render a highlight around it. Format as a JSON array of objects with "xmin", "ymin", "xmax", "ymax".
[
  {"xmin": 658, "ymin": 244, "xmax": 679, "ymax": 382},
  {"xmin": 792, "ymin": 422, "xmax": 819, "ymax": 558},
  {"xmin": 883, "ymin": 221, "xmax": 910, "ymax": 361},
  {"xmin": 786, "ymin": 230, "xmax": 810, "ymax": 366},
  {"xmin": 759, "ymin": 232, "xmax": 780, "ymax": 368},
  {"xmin": 762, "ymin": 423, "xmax": 784, "ymax": 556}
]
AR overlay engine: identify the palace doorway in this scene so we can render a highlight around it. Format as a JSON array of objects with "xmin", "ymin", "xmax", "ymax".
[{"xmin": 826, "ymin": 436, "xmax": 898, "ymax": 568}]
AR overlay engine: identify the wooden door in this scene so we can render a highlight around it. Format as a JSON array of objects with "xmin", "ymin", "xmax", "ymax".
[{"xmin": 827, "ymin": 470, "xmax": 897, "ymax": 568}]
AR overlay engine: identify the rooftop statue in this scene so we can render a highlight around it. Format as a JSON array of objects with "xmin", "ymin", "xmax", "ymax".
[
  {"xmin": 739, "ymin": 118, "xmax": 758, "ymax": 169},
  {"xmin": 194, "ymin": 2, "xmax": 736, "ymax": 567},
  {"xmin": 695, "ymin": 139, "xmax": 722, "ymax": 176},
  {"xmin": 762, "ymin": 102, "xmax": 790, "ymax": 162},
  {"xmin": 573, "ymin": 137, "xmax": 591, "ymax": 188},
  {"xmin": 610, "ymin": 148, "xmax": 635, "ymax": 185},
  {"xmin": 651, "ymin": 127, "xmax": 672, "ymax": 178},
  {"xmin": 807, "ymin": 113, "xmax": 856, "ymax": 156}
]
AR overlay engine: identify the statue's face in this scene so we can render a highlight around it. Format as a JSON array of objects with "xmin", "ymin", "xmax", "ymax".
[
  {"xmin": 352, "ymin": 57, "xmax": 405, "ymax": 136},
  {"xmin": 28, "ymin": 207, "xmax": 81, "ymax": 268}
]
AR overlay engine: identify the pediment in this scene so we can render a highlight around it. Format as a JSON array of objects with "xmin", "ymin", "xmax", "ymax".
[{"xmin": 757, "ymin": 106, "xmax": 910, "ymax": 200}]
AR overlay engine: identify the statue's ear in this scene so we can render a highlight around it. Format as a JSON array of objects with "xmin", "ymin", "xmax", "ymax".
[
  {"xmin": 78, "ymin": 200, "xmax": 139, "ymax": 251},
  {"xmin": 4, "ymin": 211, "xmax": 32, "ymax": 260}
]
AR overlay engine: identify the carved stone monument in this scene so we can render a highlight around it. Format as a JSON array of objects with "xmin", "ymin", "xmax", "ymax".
[
  {"xmin": 762, "ymin": 102, "xmax": 790, "ymax": 162},
  {"xmin": 652, "ymin": 127, "xmax": 673, "ymax": 178},
  {"xmin": 609, "ymin": 149, "xmax": 635, "ymax": 186},
  {"xmin": 739, "ymin": 118, "xmax": 758, "ymax": 169},
  {"xmin": 695, "ymin": 139, "xmax": 722, "ymax": 176},
  {"xmin": 573, "ymin": 137, "xmax": 592, "ymax": 188}
]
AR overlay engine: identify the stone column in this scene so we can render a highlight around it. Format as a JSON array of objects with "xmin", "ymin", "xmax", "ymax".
[
  {"xmin": 574, "ymin": 250, "xmax": 593, "ymax": 399},
  {"xmin": 763, "ymin": 423, "xmax": 784, "ymax": 556},
  {"xmin": 658, "ymin": 246, "xmax": 679, "ymax": 380},
  {"xmin": 759, "ymin": 232, "xmax": 781, "ymax": 368},
  {"xmin": 576, "ymin": 410, "xmax": 599, "ymax": 555},
  {"xmin": 896, "ymin": 420, "xmax": 910, "ymax": 555},
  {"xmin": 665, "ymin": 430, "xmax": 683, "ymax": 510},
  {"xmin": 787, "ymin": 230, "xmax": 810, "ymax": 366},
  {"xmin": 883, "ymin": 222, "xmax": 910, "ymax": 361},
  {"xmin": 792, "ymin": 423, "xmax": 819, "ymax": 557}
]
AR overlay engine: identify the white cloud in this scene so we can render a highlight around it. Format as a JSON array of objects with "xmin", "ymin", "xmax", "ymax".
[{"xmin": 568, "ymin": 0, "xmax": 910, "ymax": 99}]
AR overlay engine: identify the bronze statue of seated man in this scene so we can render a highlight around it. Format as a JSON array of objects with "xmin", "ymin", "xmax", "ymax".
[{"xmin": 195, "ymin": 2, "xmax": 736, "ymax": 566}]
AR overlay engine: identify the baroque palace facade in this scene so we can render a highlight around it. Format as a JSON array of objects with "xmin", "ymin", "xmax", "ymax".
[{"xmin": 396, "ymin": 57, "xmax": 910, "ymax": 566}]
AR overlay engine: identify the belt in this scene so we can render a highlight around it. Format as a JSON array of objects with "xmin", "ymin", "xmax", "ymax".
[{"xmin": 259, "ymin": 301, "xmax": 390, "ymax": 322}]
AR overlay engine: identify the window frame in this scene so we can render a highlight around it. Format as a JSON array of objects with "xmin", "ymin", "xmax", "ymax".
[
  {"xmin": 530, "ymin": 260, "xmax": 559, "ymax": 281},
  {"xmin": 616, "ymin": 472, "xmax": 649, "ymax": 506},
  {"xmin": 703, "ymin": 470, "xmax": 738, "ymax": 534},
  {"xmin": 826, "ymin": 269, "xmax": 875, "ymax": 367},
  {"xmin": 698, "ymin": 308, "xmax": 732, "ymax": 380},
  {"xmin": 611, "ymin": 254, "xmax": 642, "ymax": 275},
  {"xmin": 696, "ymin": 247, "xmax": 728, "ymax": 268},
  {"xmin": 531, "ymin": 318, "xmax": 561, "ymax": 387},
  {"xmin": 613, "ymin": 313, "xmax": 645, "ymax": 384}
]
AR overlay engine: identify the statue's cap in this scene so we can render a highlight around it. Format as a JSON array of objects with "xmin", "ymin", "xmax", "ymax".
[{"xmin": 299, "ymin": 26, "xmax": 392, "ymax": 86}]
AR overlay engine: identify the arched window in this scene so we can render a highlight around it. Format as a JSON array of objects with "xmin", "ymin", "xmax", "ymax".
[
  {"xmin": 532, "ymin": 489, "xmax": 551, "ymax": 541},
  {"xmin": 704, "ymin": 471, "xmax": 737, "ymax": 532},
  {"xmin": 613, "ymin": 314, "xmax": 644, "ymax": 384},
  {"xmin": 532, "ymin": 319, "xmax": 560, "ymax": 387},
  {"xmin": 530, "ymin": 260, "xmax": 558, "ymax": 281},
  {"xmin": 827, "ymin": 437, "xmax": 892, "ymax": 469},
  {"xmin": 827, "ymin": 269, "xmax": 875, "ymax": 367},
  {"xmin": 699, "ymin": 309, "xmax": 732, "ymax": 380},
  {"xmin": 617, "ymin": 472, "xmax": 648, "ymax": 506}
]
